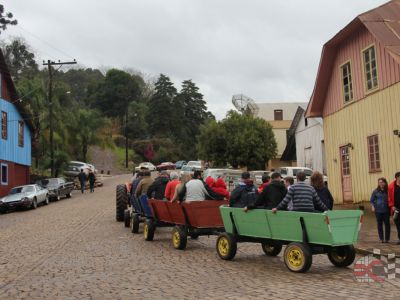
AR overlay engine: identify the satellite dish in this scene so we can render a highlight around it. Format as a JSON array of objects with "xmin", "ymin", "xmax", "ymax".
[{"xmin": 232, "ymin": 94, "xmax": 259, "ymax": 116}]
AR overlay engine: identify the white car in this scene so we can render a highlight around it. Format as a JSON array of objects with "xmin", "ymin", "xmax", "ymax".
[
  {"xmin": 0, "ymin": 184, "xmax": 49, "ymax": 212},
  {"xmin": 277, "ymin": 167, "xmax": 328, "ymax": 185},
  {"xmin": 186, "ymin": 161, "xmax": 202, "ymax": 171},
  {"xmin": 135, "ymin": 162, "xmax": 156, "ymax": 172},
  {"xmin": 64, "ymin": 161, "xmax": 94, "ymax": 177}
]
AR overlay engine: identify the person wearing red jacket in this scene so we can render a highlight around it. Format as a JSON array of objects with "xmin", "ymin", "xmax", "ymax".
[
  {"xmin": 212, "ymin": 177, "xmax": 230, "ymax": 200},
  {"xmin": 257, "ymin": 174, "xmax": 271, "ymax": 194},
  {"xmin": 388, "ymin": 171, "xmax": 400, "ymax": 244}
]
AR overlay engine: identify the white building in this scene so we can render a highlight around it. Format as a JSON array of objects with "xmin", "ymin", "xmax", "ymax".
[
  {"xmin": 256, "ymin": 102, "xmax": 307, "ymax": 170},
  {"xmin": 281, "ymin": 106, "xmax": 326, "ymax": 174}
]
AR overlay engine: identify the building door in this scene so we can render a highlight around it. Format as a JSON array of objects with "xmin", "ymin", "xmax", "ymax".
[{"xmin": 340, "ymin": 146, "xmax": 353, "ymax": 203}]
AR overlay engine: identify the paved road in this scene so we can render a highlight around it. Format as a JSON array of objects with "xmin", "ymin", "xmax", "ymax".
[{"xmin": 0, "ymin": 174, "xmax": 399, "ymax": 299}]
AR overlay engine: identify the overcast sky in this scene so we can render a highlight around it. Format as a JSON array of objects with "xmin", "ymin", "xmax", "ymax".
[{"xmin": 2, "ymin": 0, "xmax": 388, "ymax": 119}]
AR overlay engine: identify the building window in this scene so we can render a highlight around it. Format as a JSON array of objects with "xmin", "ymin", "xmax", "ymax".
[
  {"xmin": 1, "ymin": 111, "xmax": 7, "ymax": 139},
  {"xmin": 367, "ymin": 135, "xmax": 380, "ymax": 172},
  {"xmin": 305, "ymin": 118, "xmax": 308, "ymax": 127},
  {"xmin": 274, "ymin": 109, "xmax": 283, "ymax": 120},
  {"xmin": 1, "ymin": 163, "xmax": 8, "ymax": 185},
  {"xmin": 18, "ymin": 120, "xmax": 24, "ymax": 147},
  {"xmin": 341, "ymin": 62, "xmax": 353, "ymax": 102},
  {"xmin": 363, "ymin": 46, "xmax": 378, "ymax": 91}
]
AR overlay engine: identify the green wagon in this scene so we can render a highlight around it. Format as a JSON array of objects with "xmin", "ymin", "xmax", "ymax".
[{"xmin": 217, "ymin": 206, "xmax": 363, "ymax": 273}]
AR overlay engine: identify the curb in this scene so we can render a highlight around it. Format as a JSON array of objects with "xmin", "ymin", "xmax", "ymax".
[{"xmin": 355, "ymin": 246, "xmax": 400, "ymax": 258}]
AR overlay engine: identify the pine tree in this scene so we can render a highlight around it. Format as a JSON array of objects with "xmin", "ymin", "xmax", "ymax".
[{"xmin": 146, "ymin": 74, "xmax": 177, "ymax": 137}]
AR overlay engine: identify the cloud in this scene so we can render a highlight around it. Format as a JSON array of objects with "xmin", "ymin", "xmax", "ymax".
[{"xmin": 3, "ymin": 0, "xmax": 388, "ymax": 118}]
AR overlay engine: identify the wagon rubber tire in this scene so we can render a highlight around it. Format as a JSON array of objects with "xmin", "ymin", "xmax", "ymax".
[
  {"xmin": 172, "ymin": 226, "xmax": 188, "ymax": 250},
  {"xmin": 284, "ymin": 242, "xmax": 312, "ymax": 273},
  {"xmin": 31, "ymin": 198, "xmax": 38, "ymax": 209},
  {"xmin": 144, "ymin": 219, "xmax": 156, "ymax": 241},
  {"xmin": 116, "ymin": 184, "xmax": 128, "ymax": 222},
  {"xmin": 261, "ymin": 240, "xmax": 282, "ymax": 256},
  {"xmin": 124, "ymin": 209, "xmax": 130, "ymax": 227},
  {"xmin": 327, "ymin": 245, "xmax": 356, "ymax": 268},
  {"xmin": 131, "ymin": 213, "xmax": 140, "ymax": 233},
  {"xmin": 216, "ymin": 233, "xmax": 237, "ymax": 260}
]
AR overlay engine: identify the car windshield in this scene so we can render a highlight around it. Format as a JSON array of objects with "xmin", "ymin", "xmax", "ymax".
[
  {"xmin": 46, "ymin": 179, "xmax": 59, "ymax": 186},
  {"xmin": 182, "ymin": 166, "xmax": 193, "ymax": 171},
  {"xmin": 9, "ymin": 186, "xmax": 34, "ymax": 194},
  {"xmin": 69, "ymin": 163, "xmax": 84, "ymax": 167}
]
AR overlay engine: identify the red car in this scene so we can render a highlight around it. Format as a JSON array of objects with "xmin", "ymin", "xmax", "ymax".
[{"xmin": 156, "ymin": 162, "xmax": 176, "ymax": 171}]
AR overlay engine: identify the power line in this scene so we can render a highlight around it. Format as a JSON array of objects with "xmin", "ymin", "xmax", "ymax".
[{"xmin": 16, "ymin": 24, "xmax": 76, "ymax": 60}]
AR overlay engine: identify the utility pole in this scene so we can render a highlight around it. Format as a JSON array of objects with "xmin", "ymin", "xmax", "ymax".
[
  {"xmin": 43, "ymin": 59, "xmax": 77, "ymax": 177},
  {"xmin": 125, "ymin": 108, "xmax": 129, "ymax": 169}
]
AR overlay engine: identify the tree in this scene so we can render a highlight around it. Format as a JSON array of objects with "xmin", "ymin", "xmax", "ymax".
[
  {"xmin": 2, "ymin": 38, "xmax": 39, "ymax": 82},
  {"xmin": 174, "ymin": 79, "xmax": 214, "ymax": 158},
  {"xmin": 90, "ymin": 69, "xmax": 141, "ymax": 119},
  {"xmin": 196, "ymin": 111, "xmax": 277, "ymax": 169},
  {"xmin": 146, "ymin": 74, "xmax": 177, "ymax": 137},
  {"xmin": 0, "ymin": 5, "xmax": 17, "ymax": 34}
]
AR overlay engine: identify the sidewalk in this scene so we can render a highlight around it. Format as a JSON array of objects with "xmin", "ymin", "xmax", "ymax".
[{"xmin": 337, "ymin": 204, "xmax": 400, "ymax": 257}]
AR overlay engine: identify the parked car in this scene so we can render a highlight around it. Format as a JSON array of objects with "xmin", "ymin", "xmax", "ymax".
[
  {"xmin": 0, "ymin": 184, "xmax": 49, "ymax": 212},
  {"xmin": 186, "ymin": 161, "xmax": 202, "ymax": 171},
  {"xmin": 180, "ymin": 165, "xmax": 194, "ymax": 176},
  {"xmin": 250, "ymin": 171, "xmax": 271, "ymax": 185},
  {"xmin": 64, "ymin": 161, "xmax": 93, "ymax": 178},
  {"xmin": 277, "ymin": 167, "xmax": 328, "ymax": 185},
  {"xmin": 175, "ymin": 160, "xmax": 187, "ymax": 169},
  {"xmin": 135, "ymin": 162, "xmax": 156, "ymax": 172},
  {"xmin": 36, "ymin": 177, "xmax": 74, "ymax": 201},
  {"xmin": 156, "ymin": 162, "xmax": 176, "ymax": 171}
]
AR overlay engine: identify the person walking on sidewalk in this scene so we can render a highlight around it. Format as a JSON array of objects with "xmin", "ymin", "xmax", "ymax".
[
  {"xmin": 78, "ymin": 169, "xmax": 87, "ymax": 194},
  {"xmin": 388, "ymin": 172, "xmax": 400, "ymax": 244},
  {"xmin": 370, "ymin": 178, "xmax": 390, "ymax": 243},
  {"xmin": 88, "ymin": 170, "xmax": 96, "ymax": 193}
]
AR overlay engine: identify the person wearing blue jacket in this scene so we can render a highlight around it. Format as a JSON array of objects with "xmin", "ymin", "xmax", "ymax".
[{"xmin": 370, "ymin": 178, "xmax": 390, "ymax": 243}]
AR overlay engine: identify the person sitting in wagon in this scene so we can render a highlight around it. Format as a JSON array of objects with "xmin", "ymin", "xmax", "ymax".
[
  {"xmin": 229, "ymin": 172, "xmax": 257, "ymax": 208},
  {"xmin": 244, "ymin": 172, "xmax": 286, "ymax": 211},
  {"xmin": 272, "ymin": 171, "xmax": 328, "ymax": 213},
  {"xmin": 178, "ymin": 170, "xmax": 210, "ymax": 201}
]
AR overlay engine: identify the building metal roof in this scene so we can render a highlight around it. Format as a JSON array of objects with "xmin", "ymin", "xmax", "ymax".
[{"xmin": 306, "ymin": 0, "xmax": 400, "ymax": 118}]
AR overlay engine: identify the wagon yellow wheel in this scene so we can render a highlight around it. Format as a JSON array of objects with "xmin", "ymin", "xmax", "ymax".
[
  {"xmin": 171, "ymin": 226, "xmax": 187, "ymax": 250},
  {"xmin": 216, "ymin": 233, "xmax": 237, "ymax": 260},
  {"xmin": 143, "ymin": 219, "xmax": 155, "ymax": 241},
  {"xmin": 327, "ymin": 245, "xmax": 355, "ymax": 267},
  {"xmin": 284, "ymin": 242, "xmax": 312, "ymax": 273},
  {"xmin": 261, "ymin": 240, "xmax": 282, "ymax": 256}
]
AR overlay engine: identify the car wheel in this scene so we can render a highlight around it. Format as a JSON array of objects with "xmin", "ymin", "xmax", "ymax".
[
  {"xmin": 31, "ymin": 198, "xmax": 38, "ymax": 209},
  {"xmin": 44, "ymin": 195, "xmax": 49, "ymax": 205},
  {"xmin": 66, "ymin": 192, "xmax": 72, "ymax": 198},
  {"xmin": 56, "ymin": 193, "xmax": 61, "ymax": 201}
]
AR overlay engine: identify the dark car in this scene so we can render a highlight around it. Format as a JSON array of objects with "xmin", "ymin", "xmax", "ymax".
[{"xmin": 37, "ymin": 177, "xmax": 74, "ymax": 201}]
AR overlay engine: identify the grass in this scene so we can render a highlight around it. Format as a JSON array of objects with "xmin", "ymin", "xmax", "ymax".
[{"xmin": 112, "ymin": 146, "xmax": 137, "ymax": 170}]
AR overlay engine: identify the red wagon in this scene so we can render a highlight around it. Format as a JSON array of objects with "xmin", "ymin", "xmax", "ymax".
[{"xmin": 146, "ymin": 199, "xmax": 228, "ymax": 250}]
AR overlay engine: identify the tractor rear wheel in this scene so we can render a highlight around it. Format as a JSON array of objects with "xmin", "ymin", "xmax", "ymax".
[{"xmin": 116, "ymin": 184, "xmax": 128, "ymax": 222}]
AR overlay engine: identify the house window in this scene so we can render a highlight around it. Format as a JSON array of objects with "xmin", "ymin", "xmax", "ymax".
[
  {"xmin": 363, "ymin": 46, "xmax": 378, "ymax": 91},
  {"xmin": 274, "ymin": 110, "xmax": 283, "ymax": 120},
  {"xmin": 18, "ymin": 120, "xmax": 24, "ymax": 147},
  {"xmin": 367, "ymin": 135, "xmax": 380, "ymax": 172},
  {"xmin": 341, "ymin": 62, "xmax": 353, "ymax": 102},
  {"xmin": 1, "ymin": 111, "xmax": 7, "ymax": 139},
  {"xmin": 305, "ymin": 118, "xmax": 308, "ymax": 127},
  {"xmin": 1, "ymin": 163, "xmax": 8, "ymax": 185}
]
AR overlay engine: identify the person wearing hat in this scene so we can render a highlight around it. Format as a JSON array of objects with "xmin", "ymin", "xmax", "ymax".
[{"xmin": 244, "ymin": 172, "xmax": 286, "ymax": 211}]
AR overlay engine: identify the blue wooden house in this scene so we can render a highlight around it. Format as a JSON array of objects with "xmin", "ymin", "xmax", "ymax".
[{"xmin": 0, "ymin": 49, "xmax": 33, "ymax": 197}]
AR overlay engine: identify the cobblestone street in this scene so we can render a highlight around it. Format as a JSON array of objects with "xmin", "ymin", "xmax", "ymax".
[{"xmin": 0, "ymin": 174, "xmax": 398, "ymax": 299}]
